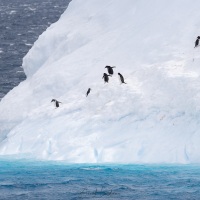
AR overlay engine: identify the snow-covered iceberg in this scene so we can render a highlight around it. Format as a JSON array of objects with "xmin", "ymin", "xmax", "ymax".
[{"xmin": 0, "ymin": 0, "xmax": 200, "ymax": 163}]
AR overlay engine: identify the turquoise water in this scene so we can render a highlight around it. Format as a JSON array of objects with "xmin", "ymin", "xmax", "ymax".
[{"xmin": 0, "ymin": 160, "xmax": 200, "ymax": 199}]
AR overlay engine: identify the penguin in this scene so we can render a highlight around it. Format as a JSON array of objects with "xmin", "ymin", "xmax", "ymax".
[
  {"xmin": 102, "ymin": 73, "xmax": 110, "ymax": 83},
  {"xmin": 105, "ymin": 66, "xmax": 116, "ymax": 76},
  {"xmin": 86, "ymin": 88, "xmax": 91, "ymax": 97},
  {"xmin": 118, "ymin": 73, "xmax": 127, "ymax": 84},
  {"xmin": 51, "ymin": 99, "xmax": 62, "ymax": 108},
  {"xmin": 194, "ymin": 38, "xmax": 199, "ymax": 48}
]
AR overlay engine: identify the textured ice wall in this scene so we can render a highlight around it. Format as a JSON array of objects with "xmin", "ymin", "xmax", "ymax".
[{"xmin": 0, "ymin": 0, "xmax": 200, "ymax": 163}]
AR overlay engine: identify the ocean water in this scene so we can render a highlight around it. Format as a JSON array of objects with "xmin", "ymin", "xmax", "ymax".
[
  {"xmin": 0, "ymin": 160, "xmax": 200, "ymax": 200},
  {"xmin": 0, "ymin": 0, "xmax": 71, "ymax": 99}
]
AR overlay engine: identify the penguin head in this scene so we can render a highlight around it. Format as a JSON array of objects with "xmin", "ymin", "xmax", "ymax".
[
  {"xmin": 118, "ymin": 73, "xmax": 121, "ymax": 75},
  {"xmin": 51, "ymin": 99, "xmax": 56, "ymax": 102},
  {"xmin": 105, "ymin": 66, "xmax": 110, "ymax": 68}
]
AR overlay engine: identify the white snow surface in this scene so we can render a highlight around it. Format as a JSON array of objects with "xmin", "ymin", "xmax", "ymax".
[{"xmin": 1, "ymin": 0, "xmax": 200, "ymax": 163}]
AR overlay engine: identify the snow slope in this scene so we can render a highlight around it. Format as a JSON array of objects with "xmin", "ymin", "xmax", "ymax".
[{"xmin": 1, "ymin": 0, "xmax": 200, "ymax": 163}]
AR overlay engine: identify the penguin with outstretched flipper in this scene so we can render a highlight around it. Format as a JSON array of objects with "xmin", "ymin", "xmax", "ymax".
[
  {"xmin": 105, "ymin": 66, "xmax": 116, "ymax": 76},
  {"xmin": 51, "ymin": 99, "xmax": 62, "ymax": 108}
]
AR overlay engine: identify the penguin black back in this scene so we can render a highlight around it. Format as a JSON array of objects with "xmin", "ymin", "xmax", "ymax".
[
  {"xmin": 105, "ymin": 66, "xmax": 115, "ymax": 76},
  {"xmin": 86, "ymin": 88, "xmax": 91, "ymax": 97},
  {"xmin": 102, "ymin": 73, "xmax": 110, "ymax": 83},
  {"xmin": 195, "ymin": 38, "xmax": 199, "ymax": 48},
  {"xmin": 51, "ymin": 99, "xmax": 61, "ymax": 108},
  {"xmin": 118, "ymin": 73, "xmax": 127, "ymax": 84}
]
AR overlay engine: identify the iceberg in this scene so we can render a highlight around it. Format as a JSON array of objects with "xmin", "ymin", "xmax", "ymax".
[{"xmin": 0, "ymin": 0, "xmax": 200, "ymax": 163}]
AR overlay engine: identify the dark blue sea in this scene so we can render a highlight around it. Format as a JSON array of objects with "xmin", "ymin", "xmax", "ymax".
[
  {"xmin": 0, "ymin": 159, "xmax": 200, "ymax": 200},
  {"xmin": 0, "ymin": 0, "xmax": 71, "ymax": 99}
]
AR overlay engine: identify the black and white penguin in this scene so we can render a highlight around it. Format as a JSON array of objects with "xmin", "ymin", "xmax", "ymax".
[
  {"xmin": 86, "ymin": 88, "xmax": 91, "ymax": 97},
  {"xmin": 105, "ymin": 66, "xmax": 116, "ymax": 76},
  {"xmin": 118, "ymin": 73, "xmax": 127, "ymax": 84},
  {"xmin": 195, "ymin": 38, "xmax": 199, "ymax": 48},
  {"xmin": 102, "ymin": 73, "xmax": 110, "ymax": 83},
  {"xmin": 51, "ymin": 99, "xmax": 62, "ymax": 108}
]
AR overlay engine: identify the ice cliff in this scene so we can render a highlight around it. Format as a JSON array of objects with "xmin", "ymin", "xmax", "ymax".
[{"xmin": 0, "ymin": 0, "xmax": 200, "ymax": 163}]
